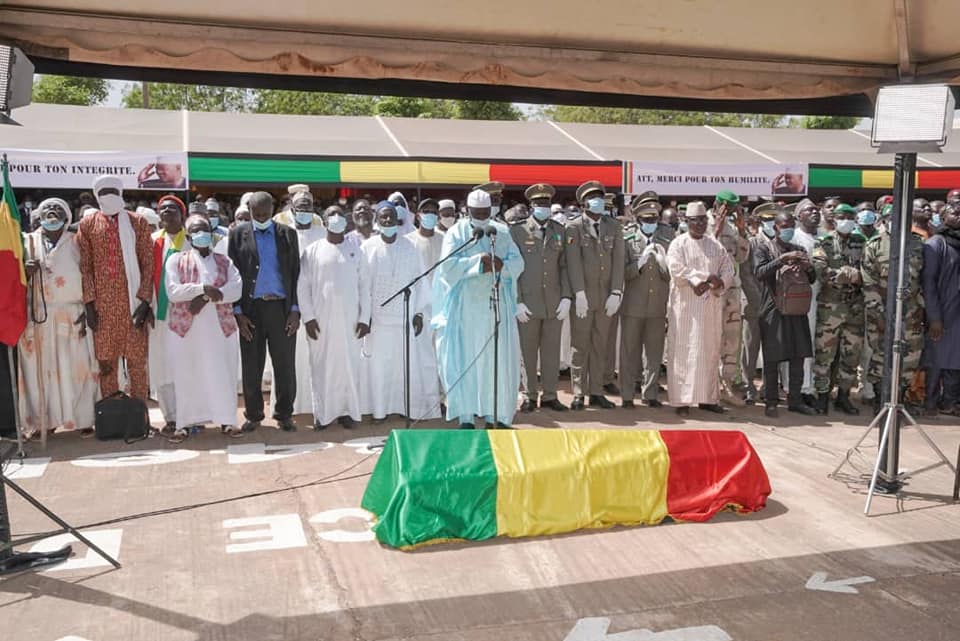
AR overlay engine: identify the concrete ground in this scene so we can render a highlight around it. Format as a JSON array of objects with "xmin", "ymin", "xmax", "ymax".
[{"xmin": 2, "ymin": 387, "xmax": 959, "ymax": 641}]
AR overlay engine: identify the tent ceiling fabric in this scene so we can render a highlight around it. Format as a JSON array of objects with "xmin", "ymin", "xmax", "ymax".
[{"xmin": 3, "ymin": 1, "xmax": 960, "ymax": 107}]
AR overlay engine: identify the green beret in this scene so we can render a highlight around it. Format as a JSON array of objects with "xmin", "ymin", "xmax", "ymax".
[{"xmin": 715, "ymin": 190, "xmax": 740, "ymax": 204}]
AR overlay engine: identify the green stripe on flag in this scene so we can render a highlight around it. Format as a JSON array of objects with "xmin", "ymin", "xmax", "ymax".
[
  {"xmin": 361, "ymin": 430, "xmax": 499, "ymax": 548},
  {"xmin": 188, "ymin": 156, "xmax": 341, "ymax": 184},
  {"xmin": 808, "ymin": 167, "xmax": 863, "ymax": 189}
]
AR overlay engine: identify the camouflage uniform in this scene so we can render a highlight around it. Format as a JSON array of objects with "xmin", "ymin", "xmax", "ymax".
[
  {"xmin": 861, "ymin": 229, "xmax": 925, "ymax": 393},
  {"xmin": 708, "ymin": 213, "xmax": 750, "ymax": 397},
  {"xmin": 812, "ymin": 231, "xmax": 867, "ymax": 393}
]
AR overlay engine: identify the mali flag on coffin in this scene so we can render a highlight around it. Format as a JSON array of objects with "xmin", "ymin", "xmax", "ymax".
[
  {"xmin": 0, "ymin": 158, "xmax": 27, "ymax": 347},
  {"xmin": 361, "ymin": 429, "xmax": 772, "ymax": 550}
]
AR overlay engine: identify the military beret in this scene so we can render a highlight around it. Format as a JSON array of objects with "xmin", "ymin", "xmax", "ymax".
[
  {"xmin": 576, "ymin": 180, "xmax": 605, "ymax": 203},
  {"xmin": 752, "ymin": 202, "xmax": 780, "ymax": 219},
  {"xmin": 630, "ymin": 191, "xmax": 662, "ymax": 214},
  {"xmin": 715, "ymin": 190, "xmax": 740, "ymax": 205},
  {"xmin": 834, "ymin": 203, "xmax": 858, "ymax": 216},
  {"xmin": 524, "ymin": 183, "xmax": 556, "ymax": 201}
]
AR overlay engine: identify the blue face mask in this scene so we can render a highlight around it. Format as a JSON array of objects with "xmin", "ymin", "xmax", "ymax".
[
  {"xmin": 761, "ymin": 220, "xmax": 776, "ymax": 238},
  {"xmin": 252, "ymin": 218, "xmax": 273, "ymax": 231},
  {"xmin": 394, "ymin": 205, "xmax": 408, "ymax": 222},
  {"xmin": 856, "ymin": 211, "xmax": 877, "ymax": 226},
  {"xmin": 190, "ymin": 231, "xmax": 213, "ymax": 249},
  {"xmin": 41, "ymin": 218, "xmax": 65, "ymax": 232},
  {"xmin": 380, "ymin": 224, "xmax": 398, "ymax": 238},
  {"xmin": 640, "ymin": 221, "xmax": 658, "ymax": 236},
  {"xmin": 469, "ymin": 216, "xmax": 486, "ymax": 229},
  {"xmin": 932, "ymin": 213, "xmax": 943, "ymax": 228},
  {"xmin": 419, "ymin": 213, "xmax": 438, "ymax": 230},
  {"xmin": 777, "ymin": 228, "xmax": 795, "ymax": 243},
  {"xmin": 208, "ymin": 216, "xmax": 220, "ymax": 229},
  {"xmin": 532, "ymin": 206, "xmax": 551, "ymax": 222},
  {"xmin": 294, "ymin": 211, "xmax": 313, "ymax": 226},
  {"xmin": 327, "ymin": 214, "xmax": 347, "ymax": 234},
  {"xmin": 836, "ymin": 219, "xmax": 856, "ymax": 235},
  {"xmin": 490, "ymin": 205, "xmax": 500, "ymax": 217},
  {"xmin": 587, "ymin": 198, "xmax": 605, "ymax": 215}
]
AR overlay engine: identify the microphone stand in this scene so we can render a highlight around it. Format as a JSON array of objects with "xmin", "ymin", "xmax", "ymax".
[
  {"xmin": 489, "ymin": 228, "xmax": 501, "ymax": 429},
  {"xmin": 381, "ymin": 228, "xmax": 483, "ymax": 428}
]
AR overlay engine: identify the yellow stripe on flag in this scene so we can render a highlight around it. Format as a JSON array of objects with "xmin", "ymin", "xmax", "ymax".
[
  {"xmin": 488, "ymin": 430, "xmax": 670, "ymax": 538},
  {"xmin": 0, "ymin": 201, "xmax": 26, "ymax": 287}
]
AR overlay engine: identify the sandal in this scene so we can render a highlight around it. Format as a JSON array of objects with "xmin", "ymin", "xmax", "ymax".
[
  {"xmin": 221, "ymin": 425, "xmax": 244, "ymax": 438},
  {"xmin": 78, "ymin": 427, "xmax": 95, "ymax": 439},
  {"xmin": 169, "ymin": 428, "xmax": 189, "ymax": 444}
]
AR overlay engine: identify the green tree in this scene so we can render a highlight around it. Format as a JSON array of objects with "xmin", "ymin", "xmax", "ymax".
[
  {"xmin": 799, "ymin": 115, "xmax": 860, "ymax": 129},
  {"xmin": 253, "ymin": 90, "xmax": 378, "ymax": 116},
  {"xmin": 374, "ymin": 96, "xmax": 454, "ymax": 119},
  {"xmin": 452, "ymin": 100, "xmax": 522, "ymax": 121},
  {"xmin": 123, "ymin": 83, "xmax": 249, "ymax": 111},
  {"xmin": 32, "ymin": 75, "xmax": 109, "ymax": 106},
  {"xmin": 544, "ymin": 105, "xmax": 783, "ymax": 127}
]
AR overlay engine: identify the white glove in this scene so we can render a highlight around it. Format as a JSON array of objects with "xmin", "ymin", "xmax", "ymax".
[
  {"xmin": 515, "ymin": 302, "xmax": 532, "ymax": 323},
  {"xmin": 604, "ymin": 293, "xmax": 622, "ymax": 317},
  {"xmin": 555, "ymin": 298, "xmax": 571, "ymax": 321},
  {"xmin": 575, "ymin": 291, "xmax": 588, "ymax": 319}
]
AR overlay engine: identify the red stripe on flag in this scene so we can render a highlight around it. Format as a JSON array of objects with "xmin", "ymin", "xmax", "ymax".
[
  {"xmin": 0, "ymin": 251, "xmax": 27, "ymax": 346},
  {"xmin": 489, "ymin": 164, "xmax": 622, "ymax": 188},
  {"xmin": 916, "ymin": 170, "xmax": 960, "ymax": 190},
  {"xmin": 659, "ymin": 430, "xmax": 772, "ymax": 522}
]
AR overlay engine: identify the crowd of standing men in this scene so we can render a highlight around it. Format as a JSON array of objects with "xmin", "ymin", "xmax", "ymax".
[{"xmin": 8, "ymin": 175, "xmax": 960, "ymax": 444}]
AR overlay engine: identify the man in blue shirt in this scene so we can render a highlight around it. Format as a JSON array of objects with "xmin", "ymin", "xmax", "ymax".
[{"xmin": 227, "ymin": 191, "xmax": 301, "ymax": 432}]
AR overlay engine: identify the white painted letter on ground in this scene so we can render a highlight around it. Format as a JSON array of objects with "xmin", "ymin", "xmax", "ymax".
[
  {"xmin": 805, "ymin": 571, "xmax": 875, "ymax": 594},
  {"xmin": 309, "ymin": 508, "xmax": 375, "ymax": 543},
  {"xmin": 223, "ymin": 514, "xmax": 308, "ymax": 554},
  {"xmin": 564, "ymin": 618, "xmax": 731, "ymax": 641},
  {"xmin": 29, "ymin": 529, "xmax": 123, "ymax": 572}
]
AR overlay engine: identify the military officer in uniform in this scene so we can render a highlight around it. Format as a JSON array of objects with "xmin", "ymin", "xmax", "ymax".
[
  {"xmin": 513, "ymin": 183, "xmax": 571, "ymax": 413},
  {"xmin": 565, "ymin": 180, "xmax": 625, "ymax": 410},
  {"xmin": 620, "ymin": 194, "xmax": 674, "ymax": 408},
  {"xmin": 602, "ymin": 190, "xmax": 622, "ymax": 395},
  {"xmin": 861, "ymin": 215, "xmax": 926, "ymax": 415},
  {"xmin": 812, "ymin": 203, "xmax": 867, "ymax": 415}
]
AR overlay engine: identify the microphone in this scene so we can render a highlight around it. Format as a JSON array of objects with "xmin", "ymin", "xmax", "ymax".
[
  {"xmin": 484, "ymin": 224, "xmax": 498, "ymax": 237},
  {"xmin": 472, "ymin": 226, "xmax": 485, "ymax": 240}
]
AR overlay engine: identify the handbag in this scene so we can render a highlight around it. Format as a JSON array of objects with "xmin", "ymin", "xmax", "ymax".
[{"xmin": 94, "ymin": 391, "xmax": 150, "ymax": 444}]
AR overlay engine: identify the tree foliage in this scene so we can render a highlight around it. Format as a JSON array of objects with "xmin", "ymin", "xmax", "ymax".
[
  {"xmin": 798, "ymin": 115, "xmax": 860, "ymax": 129},
  {"xmin": 544, "ymin": 105, "xmax": 784, "ymax": 127},
  {"xmin": 452, "ymin": 100, "xmax": 523, "ymax": 121},
  {"xmin": 253, "ymin": 90, "xmax": 378, "ymax": 116},
  {"xmin": 32, "ymin": 75, "xmax": 109, "ymax": 106},
  {"xmin": 122, "ymin": 83, "xmax": 249, "ymax": 111}
]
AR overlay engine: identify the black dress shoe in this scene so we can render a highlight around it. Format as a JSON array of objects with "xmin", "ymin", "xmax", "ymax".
[
  {"xmin": 764, "ymin": 405, "xmax": 779, "ymax": 418},
  {"xmin": 643, "ymin": 399, "xmax": 662, "ymax": 408},
  {"xmin": 571, "ymin": 396, "xmax": 586, "ymax": 410},
  {"xmin": 788, "ymin": 404, "xmax": 818, "ymax": 416},
  {"xmin": 802, "ymin": 393, "xmax": 818, "ymax": 408},
  {"xmin": 541, "ymin": 398, "xmax": 568, "ymax": 412},
  {"xmin": 676, "ymin": 406, "xmax": 690, "ymax": 417},
  {"xmin": 278, "ymin": 418, "xmax": 298, "ymax": 432},
  {"xmin": 520, "ymin": 398, "xmax": 537, "ymax": 413},
  {"xmin": 698, "ymin": 403, "xmax": 728, "ymax": 414},
  {"xmin": 313, "ymin": 421, "xmax": 327, "ymax": 431},
  {"xmin": 589, "ymin": 395, "xmax": 616, "ymax": 409},
  {"xmin": 338, "ymin": 416, "xmax": 356, "ymax": 429},
  {"xmin": 458, "ymin": 422, "xmax": 475, "ymax": 429},
  {"xmin": 622, "ymin": 400, "xmax": 636, "ymax": 409},
  {"xmin": 603, "ymin": 383, "xmax": 621, "ymax": 396},
  {"xmin": 241, "ymin": 420, "xmax": 260, "ymax": 433}
]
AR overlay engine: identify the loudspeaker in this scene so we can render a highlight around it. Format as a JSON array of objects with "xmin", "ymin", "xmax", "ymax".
[{"xmin": 0, "ymin": 46, "xmax": 34, "ymax": 118}]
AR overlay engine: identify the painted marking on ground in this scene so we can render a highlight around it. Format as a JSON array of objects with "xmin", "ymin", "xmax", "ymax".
[
  {"xmin": 342, "ymin": 436, "xmax": 388, "ymax": 455},
  {"xmin": 29, "ymin": 529, "xmax": 123, "ymax": 573},
  {"xmin": 805, "ymin": 571, "xmax": 875, "ymax": 594},
  {"xmin": 564, "ymin": 618, "xmax": 731, "ymax": 641},
  {"xmin": 223, "ymin": 514, "xmax": 308, "ymax": 553},
  {"xmin": 5, "ymin": 456, "xmax": 51, "ymax": 479},
  {"xmin": 222, "ymin": 441, "xmax": 334, "ymax": 464},
  {"xmin": 71, "ymin": 449, "xmax": 199, "ymax": 468},
  {"xmin": 309, "ymin": 508, "xmax": 375, "ymax": 543}
]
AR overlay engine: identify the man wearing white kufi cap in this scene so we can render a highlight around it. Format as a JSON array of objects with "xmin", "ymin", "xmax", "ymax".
[
  {"xmin": 78, "ymin": 175, "xmax": 155, "ymax": 402},
  {"xmin": 137, "ymin": 155, "xmax": 186, "ymax": 189},
  {"xmin": 433, "ymin": 188, "xmax": 525, "ymax": 428},
  {"xmin": 18, "ymin": 197, "xmax": 99, "ymax": 439},
  {"xmin": 437, "ymin": 199, "xmax": 458, "ymax": 232},
  {"xmin": 665, "ymin": 200, "xmax": 734, "ymax": 417}
]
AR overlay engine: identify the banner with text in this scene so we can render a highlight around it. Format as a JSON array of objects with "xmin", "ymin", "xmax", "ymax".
[
  {"xmin": 624, "ymin": 161, "xmax": 808, "ymax": 197},
  {"xmin": 1, "ymin": 150, "xmax": 189, "ymax": 191}
]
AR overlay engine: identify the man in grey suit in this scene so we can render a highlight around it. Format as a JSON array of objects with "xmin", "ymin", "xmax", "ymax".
[
  {"xmin": 512, "ymin": 183, "xmax": 571, "ymax": 413},
  {"xmin": 620, "ymin": 194, "xmax": 674, "ymax": 408},
  {"xmin": 565, "ymin": 180, "xmax": 626, "ymax": 410}
]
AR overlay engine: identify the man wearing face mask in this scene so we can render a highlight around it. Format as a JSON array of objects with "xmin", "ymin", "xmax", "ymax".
[
  {"xmin": 741, "ymin": 203, "xmax": 778, "ymax": 405},
  {"xmin": 77, "ymin": 175, "xmax": 154, "ymax": 403},
  {"xmin": 708, "ymin": 190, "xmax": 750, "ymax": 407},
  {"xmin": 347, "ymin": 199, "xmax": 376, "ymax": 247},
  {"xmin": 620, "ymin": 195, "xmax": 674, "ymax": 409},
  {"xmin": 922, "ymin": 204, "xmax": 960, "ymax": 417},
  {"xmin": 811, "ymin": 203, "xmax": 866, "ymax": 415},
  {"xmin": 512, "ymin": 183, "xmax": 571, "ymax": 413},
  {"xmin": 564, "ymin": 180, "xmax": 625, "ymax": 410},
  {"xmin": 387, "ymin": 191, "xmax": 417, "ymax": 237},
  {"xmin": 358, "ymin": 202, "xmax": 437, "ymax": 422},
  {"xmin": 149, "ymin": 195, "xmax": 188, "ymax": 431},
  {"xmin": 298, "ymin": 205, "xmax": 364, "ymax": 430},
  {"xmin": 437, "ymin": 199, "xmax": 458, "ymax": 232},
  {"xmin": 406, "ymin": 198, "xmax": 444, "ymax": 417},
  {"xmin": 861, "ymin": 202, "xmax": 926, "ymax": 416},
  {"xmin": 205, "ymin": 198, "xmax": 229, "ymax": 238},
  {"xmin": 753, "ymin": 209, "xmax": 818, "ymax": 418},
  {"xmin": 19, "ymin": 197, "xmax": 98, "ymax": 440},
  {"xmin": 474, "ymin": 181, "xmax": 505, "ymax": 222},
  {"xmin": 433, "ymin": 189, "xmax": 525, "ymax": 428},
  {"xmin": 228, "ymin": 191, "xmax": 301, "ymax": 432},
  {"xmin": 164, "ymin": 215, "xmax": 244, "ymax": 442}
]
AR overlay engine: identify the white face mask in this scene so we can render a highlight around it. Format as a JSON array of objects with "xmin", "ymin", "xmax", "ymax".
[
  {"xmin": 327, "ymin": 214, "xmax": 347, "ymax": 234},
  {"xmin": 440, "ymin": 215, "xmax": 457, "ymax": 228},
  {"xmin": 98, "ymin": 193, "xmax": 124, "ymax": 216}
]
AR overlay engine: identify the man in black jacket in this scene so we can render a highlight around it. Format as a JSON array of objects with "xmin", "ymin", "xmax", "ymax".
[
  {"xmin": 753, "ymin": 209, "xmax": 819, "ymax": 418},
  {"xmin": 228, "ymin": 191, "xmax": 301, "ymax": 432}
]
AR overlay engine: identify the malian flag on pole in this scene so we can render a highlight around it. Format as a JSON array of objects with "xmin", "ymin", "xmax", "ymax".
[{"xmin": 0, "ymin": 155, "xmax": 27, "ymax": 346}]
